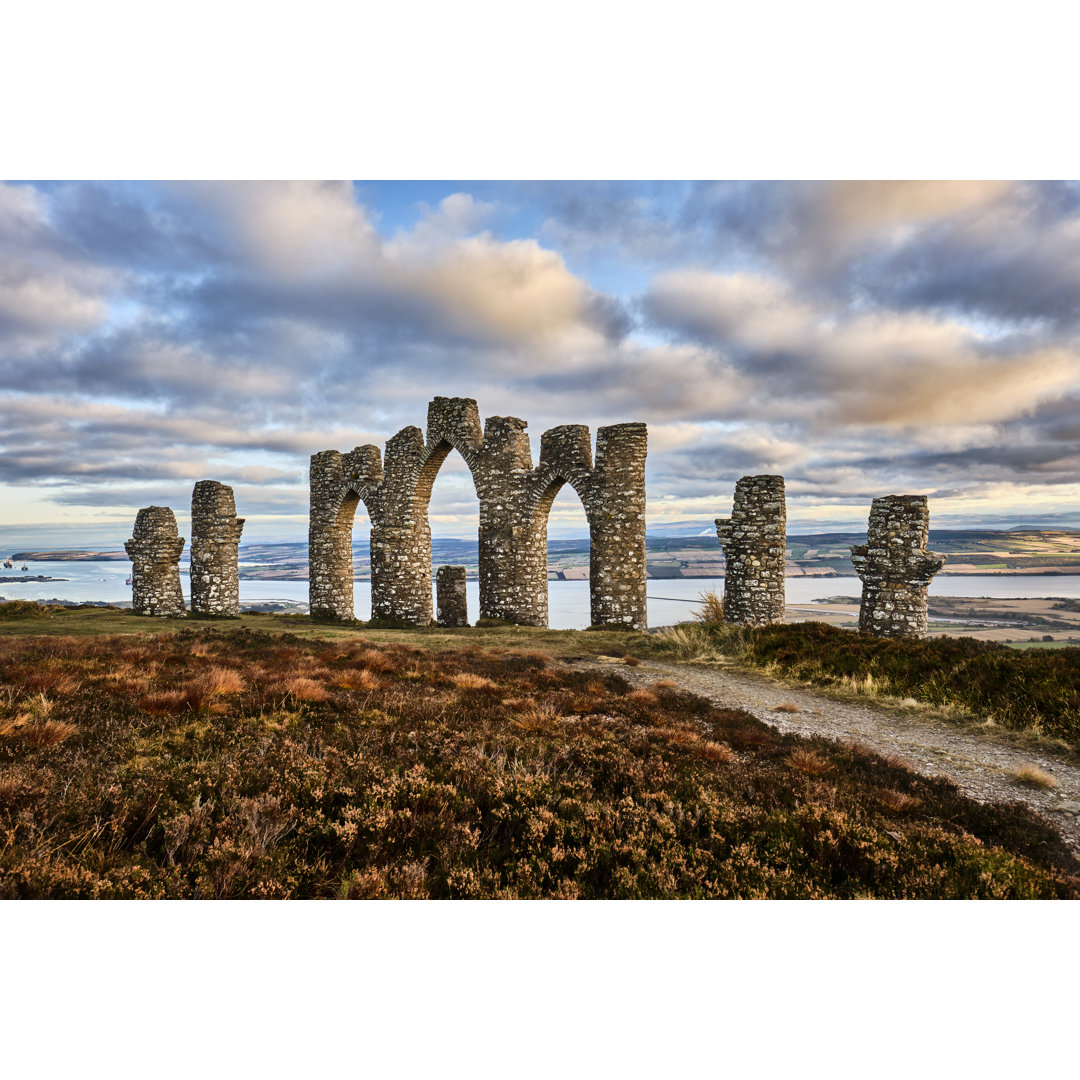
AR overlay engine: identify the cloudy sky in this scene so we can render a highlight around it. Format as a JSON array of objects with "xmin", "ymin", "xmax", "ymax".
[{"xmin": 3, "ymin": 179, "xmax": 1080, "ymax": 547}]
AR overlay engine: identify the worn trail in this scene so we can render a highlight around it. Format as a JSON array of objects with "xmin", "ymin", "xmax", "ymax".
[{"xmin": 572, "ymin": 655, "xmax": 1080, "ymax": 856}]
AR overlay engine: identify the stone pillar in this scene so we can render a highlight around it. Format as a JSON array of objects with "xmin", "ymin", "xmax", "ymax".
[
  {"xmin": 715, "ymin": 475, "xmax": 786, "ymax": 626},
  {"xmin": 475, "ymin": 415, "xmax": 545, "ymax": 626},
  {"xmin": 369, "ymin": 426, "xmax": 434, "ymax": 625},
  {"xmin": 190, "ymin": 481, "xmax": 245, "ymax": 616},
  {"xmin": 585, "ymin": 423, "xmax": 648, "ymax": 630},
  {"xmin": 309, "ymin": 450, "xmax": 359, "ymax": 621},
  {"xmin": 125, "ymin": 506, "xmax": 186, "ymax": 617},
  {"xmin": 436, "ymin": 565, "xmax": 469, "ymax": 627},
  {"xmin": 850, "ymin": 495, "xmax": 946, "ymax": 638}
]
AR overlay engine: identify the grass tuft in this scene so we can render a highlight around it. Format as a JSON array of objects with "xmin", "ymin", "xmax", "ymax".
[{"xmin": 1013, "ymin": 764, "xmax": 1058, "ymax": 789}]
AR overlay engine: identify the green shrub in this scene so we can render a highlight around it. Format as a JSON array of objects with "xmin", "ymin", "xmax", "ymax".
[{"xmin": 702, "ymin": 621, "xmax": 1080, "ymax": 743}]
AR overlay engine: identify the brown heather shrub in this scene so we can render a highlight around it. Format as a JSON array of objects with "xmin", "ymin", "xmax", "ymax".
[
  {"xmin": 786, "ymin": 748, "xmax": 831, "ymax": 775},
  {"xmin": 622, "ymin": 655, "xmax": 641, "ymax": 667},
  {"xmin": 772, "ymin": 703, "xmax": 802, "ymax": 714},
  {"xmin": 0, "ymin": 626, "xmax": 1077, "ymax": 900},
  {"xmin": 652, "ymin": 679, "xmax": 678, "ymax": 691},
  {"xmin": 1013, "ymin": 765, "xmax": 1057, "ymax": 789}
]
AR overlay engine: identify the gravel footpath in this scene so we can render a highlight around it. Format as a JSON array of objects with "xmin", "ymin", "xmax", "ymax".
[{"xmin": 568, "ymin": 655, "xmax": 1080, "ymax": 857}]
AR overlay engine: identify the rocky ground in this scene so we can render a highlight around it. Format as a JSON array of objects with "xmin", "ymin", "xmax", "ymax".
[{"xmin": 571, "ymin": 654, "xmax": 1080, "ymax": 857}]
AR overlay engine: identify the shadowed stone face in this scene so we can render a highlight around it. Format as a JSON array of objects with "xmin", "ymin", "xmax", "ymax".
[
  {"xmin": 190, "ymin": 481, "xmax": 245, "ymax": 617},
  {"xmin": 715, "ymin": 474, "xmax": 786, "ymax": 626},
  {"xmin": 850, "ymin": 495, "xmax": 946, "ymax": 638},
  {"xmin": 309, "ymin": 397, "xmax": 648, "ymax": 630},
  {"xmin": 435, "ymin": 565, "xmax": 469, "ymax": 627},
  {"xmin": 125, "ymin": 506, "xmax": 186, "ymax": 617}
]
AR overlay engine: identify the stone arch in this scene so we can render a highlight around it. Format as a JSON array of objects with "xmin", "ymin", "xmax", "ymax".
[{"xmin": 308, "ymin": 399, "xmax": 647, "ymax": 629}]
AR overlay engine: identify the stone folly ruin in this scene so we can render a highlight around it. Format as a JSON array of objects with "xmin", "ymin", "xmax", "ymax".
[
  {"xmin": 850, "ymin": 495, "xmax": 946, "ymax": 638},
  {"xmin": 715, "ymin": 475, "xmax": 787, "ymax": 626},
  {"xmin": 309, "ymin": 397, "xmax": 648, "ymax": 629},
  {"xmin": 436, "ymin": 565, "xmax": 469, "ymax": 628},
  {"xmin": 190, "ymin": 481, "xmax": 245, "ymax": 616},
  {"xmin": 125, "ymin": 506, "xmax": 187, "ymax": 617}
]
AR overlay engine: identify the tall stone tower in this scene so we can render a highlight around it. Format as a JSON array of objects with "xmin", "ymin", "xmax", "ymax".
[
  {"xmin": 715, "ymin": 475, "xmax": 787, "ymax": 626},
  {"xmin": 850, "ymin": 495, "xmax": 946, "ymax": 638},
  {"xmin": 190, "ymin": 481, "xmax": 245, "ymax": 616},
  {"xmin": 125, "ymin": 506, "xmax": 187, "ymax": 617}
]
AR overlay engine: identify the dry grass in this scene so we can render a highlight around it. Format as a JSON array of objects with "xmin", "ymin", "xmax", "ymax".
[
  {"xmin": 877, "ymin": 789, "xmax": 923, "ymax": 813},
  {"xmin": 335, "ymin": 668, "xmax": 382, "ymax": 692},
  {"xmin": 622, "ymin": 655, "xmax": 641, "ymax": 667},
  {"xmin": 512, "ymin": 701, "xmax": 562, "ymax": 732},
  {"xmin": 1013, "ymin": 764, "xmax": 1058, "ymax": 789},
  {"xmin": 201, "ymin": 666, "xmax": 246, "ymax": 696},
  {"xmin": 772, "ymin": 703, "xmax": 802, "ymax": 714},
  {"xmin": 652, "ymin": 679, "xmax": 678, "ymax": 690},
  {"xmin": 692, "ymin": 590, "xmax": 724, "ymax": 626},
  {"xmin": 786, "ymin": 748, "xmax": 831, "ymax": 775},
  {"xmin": 23, "ymin": 720, "xmax": 79, "ymax": 747},
  {"xmin": 282, "ymin": 676, "xmax": 332, "ymax": 702},
  {"xmin": 449, "ymin": 672, "xmax": 497, "ymax": 691},
  {"xmin": 700, "ymin": 740, "xmax": 736, "ymax": 763}
]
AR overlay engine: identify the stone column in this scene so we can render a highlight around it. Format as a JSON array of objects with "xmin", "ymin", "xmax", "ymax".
[
  {"xmin": 309, "ymin": 450, "xmax": 359, "ymax": 621},
  {"xmin": 436, "ymin": 565, "xmax": 469, "ymax": 627},
  {"xmin": 850, "ymin": 495, "xmax": 946, "ymax": 638},
  {"xmin": 475, "ymin": 415, "xmax": 546, "ymax": 626},
  {"xmin": 190, "ymin": 481, "xmax": 245, "ymax": 616},
  {"xmin": 715, "ymin": 475, "xmax": 786, "ymax": 626},
  {"xmin": 585, "ymin": 423, "xmax": 648, "ymax": 631},
  {"xmin": 125, "ymin": 506, "xmax": 186, "ymax": 617},
  {"xmin": 369, "ymin": 426, "xmax": 434, "ymax": 625}
]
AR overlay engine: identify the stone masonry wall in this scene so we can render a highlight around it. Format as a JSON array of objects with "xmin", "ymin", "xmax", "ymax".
[
  {"xmin": 715, "ymin": 474, "xmax": 786, "ymax": 626},
  {"xmin": 850, "ymin": 495, "xmax": 946, "ymax": 638},
  {"xmin": 308, "ymin": 397, "xmax": 648, "ymax": 630},
  {"xmin": 190, "ymin": 481, "xmax": 245, "ymax": 616},
  {"xmin": 435, "ymin": 565, "xmax": 469, "ymax": 627},
  {"xmin": 125, "ymin": 506, "xmax": 187, "ymax": 617}
]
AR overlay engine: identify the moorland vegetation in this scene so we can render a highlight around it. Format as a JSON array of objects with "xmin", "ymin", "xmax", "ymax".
[{"xmin": 1, "ymin": 620, "xmax": 1076, "ymax": 899}]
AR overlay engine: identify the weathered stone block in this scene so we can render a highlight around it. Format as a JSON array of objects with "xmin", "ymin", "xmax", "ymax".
[{"xmin": 436, "ymin": 565, "xmax": 469, "ymax": 627}]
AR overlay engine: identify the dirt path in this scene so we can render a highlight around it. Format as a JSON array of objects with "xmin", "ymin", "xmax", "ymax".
[{"xmin": 571, "ymin": 656, "xmax": 1080, "ymax": 856}]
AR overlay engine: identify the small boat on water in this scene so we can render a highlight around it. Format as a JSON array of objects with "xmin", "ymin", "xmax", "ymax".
[
  {"xmin": 3, "ymin": 559, "xmax": 12, "ymax": 568},
  {"xmin": 20, "ymin": 565, "xmax": 28, "ymax": 572},
  {"xmin": 125, "ymin": 575, "xmax": 133, "ymax": 586}
]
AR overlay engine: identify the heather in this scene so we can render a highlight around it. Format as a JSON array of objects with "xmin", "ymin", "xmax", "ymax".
[
  {"xmin": 665, "ymin": 620, "xmax": 1080, "ymax": 744},
  {"xmin": 1, "ymin": 628, "xmax": 1076, "ymax": 898}
]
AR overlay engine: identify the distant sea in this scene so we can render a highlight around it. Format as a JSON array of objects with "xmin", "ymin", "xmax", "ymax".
[{"xmin": 6, "ymin": 561, "xmax": 1080, "ymax": 630}]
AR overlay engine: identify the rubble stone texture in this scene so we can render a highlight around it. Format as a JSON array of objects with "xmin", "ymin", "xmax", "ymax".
[
  {"xmin": 125, "ymin": 506, "xmax": 187, "ymax": 617},
  {"xmin": 190, "ymin": 481, "xmax": 245, "ymax": 616},
  {"xmin": 309, "ymin": 397, "xmax": 647, "ymax": 629},
  {"xmin": 850, "ymin": 495, "xmax": 946, "ymax": 638},
  {"xmin": 715, "ymin": 475, "xmax": 787, "ymax": 626},
  {"xmin": 435, "ymin": 565, "xmax": 469, "ymax": 627}
]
